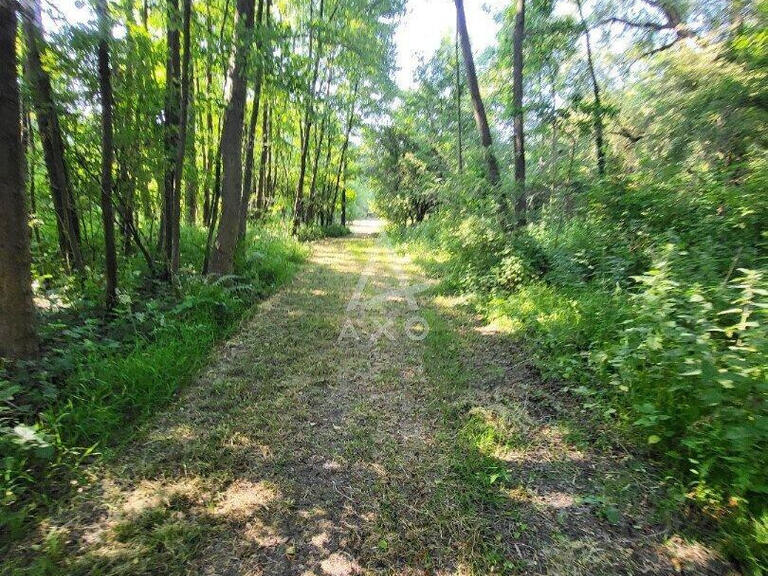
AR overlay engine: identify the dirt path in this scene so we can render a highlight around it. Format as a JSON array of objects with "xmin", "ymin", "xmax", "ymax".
[{"xmin": 9, "ymin": 232, "xmax": 736, "ymax": 576}]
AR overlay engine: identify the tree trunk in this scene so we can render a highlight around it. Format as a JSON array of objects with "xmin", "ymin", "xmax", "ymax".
[
  {"xmin": 209, "ymin": 0, "xmax": 256, "ymax": 274},
  {"xmin": 455, "ymin": 21, "xmax": 463, "ymax": 173},
  {"xmin": 318, "ymin": 121, "xmax": 333, "ymax": 221},
  {"xmin": 454, "ymin": 0, "xmax": 501, "ymax": 188},
  {"xmin": 256, "ymin": 101, "xmax": 269, "ymax": 214},
  {"xmin": 202, "ymin": 140, "xmax": 222, "ymax": 274},
  {"xmin": 292, "ymin": 0, "xmax": 323, "ymax": 235},
  {"xmin": 306, "ymin": 111, "xmax": 327, "ymax": 224},
  {"xmin": 340, "ymin": 158, "xmax": 348, "ymax": 227},
  {"xmin": 185, "ymin": 65, "xmax": 198, "ymax": 224},
  {"xmin": 240, "ymin": 0, "xmax": 267, "ymax": 238},
  {"xmin": 97, "ymin": 0, "xmax": 117, "ymax": 310},
  {"xmin": 576, "ymin": 0, "xmax": 605, "ymax": 177},
  {"xmin": 22, "ymin": 0, "xmax": 83, "ymax": 271},
  {"xmin": 174, "ymin": 0, "xmax": 193, "ymax": 240},
  {"xmin": 512, "ymin": 0, "xmax": 526, "ymax": 225},
  {"xmin": 333, "ymin": 80, "xmax": 357, "ymax": 223},
  {"xmin": 23, "ymin": 107, "xmax": 41, "ymax": 246},
  {"xmin": 162, "ymin": 0, "xmax": 181, "ymax": 277},
  {"xmin": 0, "ymin": 4, "xmax": 38, "ymax": 359},
  {"xmin": 202, "ymin": 3, "xmax": 214, "ymax": 226}
]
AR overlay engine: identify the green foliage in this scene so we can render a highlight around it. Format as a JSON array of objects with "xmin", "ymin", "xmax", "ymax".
[{"xmin": 375, "ymin": 2, "xmax": 768, "ymax": 565}]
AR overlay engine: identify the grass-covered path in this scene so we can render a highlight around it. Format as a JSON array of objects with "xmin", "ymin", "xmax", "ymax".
[{"xmin": 7, "ymin": 230, "xmax": 736, "ymax": 576}]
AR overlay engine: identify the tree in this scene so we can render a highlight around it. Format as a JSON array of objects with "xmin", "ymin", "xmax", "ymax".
[
  {"xmin": 209, "ymin": 0, "xmax": 256, "ymax": 274},
  {"xmin": 174, "ymin": 0, "xmax": 193, "ymax": 237},
  {"xmin": 455, "ymin": 23, "xmax": 463, "ymax": 174},
  {"xmin": 576, "ymin": 0, "xmax": 606, "ymax": 177},
  {"xmin": 512, "ymin": 0, "xmax": 527, "ymax": 224},
  {"xmin": 240, "ymin": 0, "xmax": 268, "ymax": 238},
  {"xmin": 292, "ymin": 0, "xmax": 325, "ymax": 235},
  {"xmin": 97, "ymin": 0, "xmax": 118, "ymax": 310},
  {"xmin": 22, "ymin": 0, "xmax": 83, "ymax": 271},
  {"xmin": 454, "ymin": 0, "xmax": 504, "ymax": 215},
  {"xmin": 0, "ymin": 1, "xmax": 38, "ymax": 359},
  {"xmin": 162, "ymin": 0, "xmax": 182, "ymax": 276}
]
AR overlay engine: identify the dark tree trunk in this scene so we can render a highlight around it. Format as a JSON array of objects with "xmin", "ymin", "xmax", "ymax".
[
  {"xmin": 256, "ymin": 101, "xmax": 269, "ymax": 214},
  {"xmin": 292, "ymin": 0, "xmax": 323, "ymax": 235},
  {"xmin": 512, "ymin": 0, "xmax": 527, "ymax": 225},
  {"xmin": 23, "ymin": 107, "xmax": 41, "ymax": 246},
  {"xmin": 576, "ymin": 0, "xmax": 605, "ymax": 177},
  {"xmin": 318, "ymin": 120, "xmax": 333, "ymax": 221},
  {"xmin": 202, "ymin": 141, "xmax": 222, "ymax": 274},
  {"xmin": 162, "ymin": 0, "xmax": 181, "ymax": 276},
  {"xmin": 185, "ymin": 65, "xmax": 198, "ymax": 224},
  {"xmin": 209, "ymin": 0, "xmax": 256, "ymax": 274},
  {"xmin": 240, "ymin": 0, "xmax": 266, "ymax": 238},
  {"xmin": 202, "ymin": 3, "xmax": 214, "ymax": 226},
  {"xmin": 333, "ymin": 80, "xmax": 357, "ymax": 223},
  {"xmin": 454, "ymin": 0, "xmax": 501, "ymax": 188},
  {"xmin": 455, "ymin": 21, "xmax": 463, "ymax": 173},
  {"xmin": 97, "ymin": 0, "xmax": 117, "ymax": 310},
  {"xmin": 22, "ymin": 0, "xmax": 83, "ymax": 270},
  {"xmin": 306, "ymin": 112, "xmax": 327, "ymax": 224},
  {"xmin": 174, "ymin": 0, "xmax": 193, "ymax": 239},
  {"xmin": 0, "ymin": 4, "xmax": 38, "ymax": 359},
  {"xmin": 340, "ymin": 160, "xmax": 347, "ymax": 227}
]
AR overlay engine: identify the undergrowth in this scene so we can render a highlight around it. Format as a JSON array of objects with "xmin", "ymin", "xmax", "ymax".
[
  {"xmin": 0, "ymin": 224, "xmax": 306, "ymax": 545},
  {"xmin": 391, "ymin": 179, "xmax": 768, "ymax": 571}
]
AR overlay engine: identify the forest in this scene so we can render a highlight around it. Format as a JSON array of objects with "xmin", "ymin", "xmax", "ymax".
[{"xmin": 0, "ymin": 0, "xmax": 766, "ymax": 573}]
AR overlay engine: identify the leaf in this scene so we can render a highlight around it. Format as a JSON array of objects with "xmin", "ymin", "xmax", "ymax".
[
  {"xmin": 603, "ymin": 506, "xmax": 621, "ymax": 524},
  {"xmin": 647, "ymin": 435, "xmax": 661, "ymax": 445}
]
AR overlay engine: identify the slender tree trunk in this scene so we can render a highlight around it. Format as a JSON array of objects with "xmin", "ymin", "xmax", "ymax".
[
  {"xmin": 454, "ymin": 0, "xmax": 503, "ymax": 216},
  {"xmin": 292, "ymin": 109, "xmax": 313, "ymax": 233},
  {"xmin": 202, "ymin": 3, "xmax": 214, "ymax": 226},
  {"xmin": 333, "ymin": 80, "xmax": 357, "ymax": 223},
  {"xmin": 307, "ymin": 64, "xmax": 334, "ymax": 225},
  {"xmin": 256, "ymin": 101, "xmax": 269, "ymax": 213},
  {"xmin": 97, "ymin": 0, "xmax": 117, "ymax": 310},
  {"xmin": 202, "ymin": 141, "xmax": 222, "ymax": 274},
  {"xmin": 512, "ymin": 0, "xmax": 526, "ymax": 225},
  {"xmin": 455, "ymin": 21, "xmax": 463, "ymax": 173},
  {"xmin": 185, "ymin": 64, "xmax": 198, "ymax": 224},
  {"xmin": 267, "ymin": 109, "xmax": 275, "ymax": 205},
  {"xmin": 292, "ymin": 0, "xmax": 323, "ymax": 235},
  {"xmin": 162, "ymin": 0, "xmax": 182, "ymax": 276},
  {"xmin": 22, "ymin": 0, "xmax": 83, "ymax": 270},
  {"xmin": 209, "ymin": 0, "xmax": 256, "ymax": 274},
  {"xmin": 23, "ymin": 107, "xmax": 41, "ymax": 246},
  {"xmin": 240, "ymin": 0, "xmax": 266, "ymax": 238},
  {"xmin": 173, "ymin": 0, "xmax": 192, "ymax": 255},
  {"xmin": 0, "ymin": 4, "xmax": 38, "ymax": 359},
  {"xmin": 576, "ymin": 0, "xmax": 605, "ymax": 177},
  {"xmin": 318, "ymin": 122, "xmax": 333, "ymax": 222},
  {"xmin": 340, "ymin": 158, "xmax": 348, "ymax": 227},
  {"xmin": 306, "ymin": 121, "xmax": 322, "ymax": 224},
  {"xmin": 306, "ymin": 109, "xmax": 328, "ymax": 224}
]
